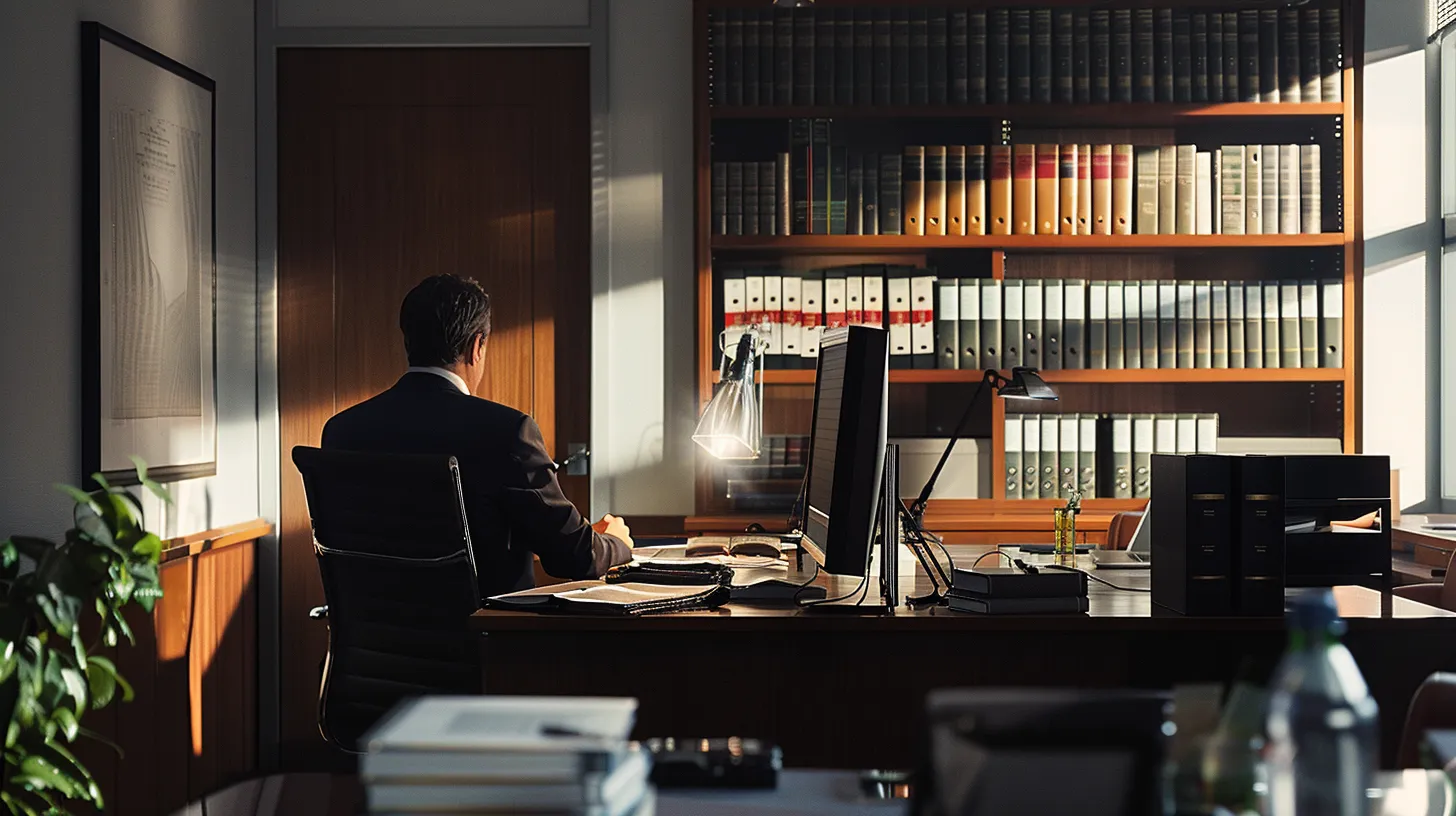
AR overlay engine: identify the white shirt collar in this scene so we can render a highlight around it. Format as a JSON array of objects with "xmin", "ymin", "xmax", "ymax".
[{"xmin": 407, "ymin": 366, "xmax": 470, "ymax": 395}]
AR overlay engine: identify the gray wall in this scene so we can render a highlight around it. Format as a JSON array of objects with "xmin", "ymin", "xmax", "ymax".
[{"xmin": 0, "ymin": 0, "xmax": 258, "ymax": 537}]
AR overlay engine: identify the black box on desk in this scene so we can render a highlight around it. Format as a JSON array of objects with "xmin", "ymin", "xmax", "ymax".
[
  {"xmin": 1283, "ymin": 455, "xmax": 1392, "ymax": 589},
  {"xmin": 1234, "ymin": 455, "xmax": 1285, "ymax": 617},
  {"xmin": 1151, "ymin": 455, "xmax": 1233, "ymax": 616}
]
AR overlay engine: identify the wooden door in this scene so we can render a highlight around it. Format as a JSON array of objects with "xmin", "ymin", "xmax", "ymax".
[{"xmin": 276, "ymin": 47, "xmax": 591, "ymax": 768}]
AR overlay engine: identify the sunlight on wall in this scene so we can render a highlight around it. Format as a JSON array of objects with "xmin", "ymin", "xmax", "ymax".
[
  {"xmin": 596, "ymin": 273, "xmax": 667, "ymax": 479},
  {"xmin": 1364, "ymin": 257, "xmax": 1429, "ymax": 508},
  {"xmin": 1362, "ymin": 49, "xmax": 1429, "ymax": 509},
  {"xmin": 1364, "ymin": 53, "xmax": 1428, "ymax": 240}
]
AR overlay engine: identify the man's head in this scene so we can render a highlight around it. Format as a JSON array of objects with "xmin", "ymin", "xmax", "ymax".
[{"xmin": 399, "ymin": 274, "xmax": 492, "ymax": 392}]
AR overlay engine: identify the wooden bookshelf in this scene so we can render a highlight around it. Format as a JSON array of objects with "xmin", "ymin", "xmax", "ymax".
[
  {"xmin": 692, "ymin": 0, "xmax": 1365, "ymax": 525},
  {"xmin": 728, "ymin": 367, "xmax": 1349, "ymax": 386},
  {"xmin": 713, "ymin": 233, "xmax": 1345, "ymax": 252},
  {"xmin": 713, "ymin": 101, "xmax": 1346, "ymax": 123}
]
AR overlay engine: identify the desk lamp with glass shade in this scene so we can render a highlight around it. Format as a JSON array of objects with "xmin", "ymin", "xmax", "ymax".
[{"xmin": 693, "ymin": 329, "xmax": 766, "ymax": 461}]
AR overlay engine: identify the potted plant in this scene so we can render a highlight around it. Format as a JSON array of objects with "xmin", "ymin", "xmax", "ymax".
[{"xmin": 0, "ymin": 457, "xmax": 168, "ymax": 815}]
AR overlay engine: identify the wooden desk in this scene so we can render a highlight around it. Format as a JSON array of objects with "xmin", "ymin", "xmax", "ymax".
[
  {"xmin": 474, "ymin": 546, "xmax": 1456, "ymax": 771},
  {"xmin": 1396, "ymin": 515, "xmax": 1456, "ymax": 570}
]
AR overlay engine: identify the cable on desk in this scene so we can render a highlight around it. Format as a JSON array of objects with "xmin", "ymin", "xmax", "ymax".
[
  {"xmin": 924, "ymin": 528, "xmax": 958, "ymax": 574},
  {"xmin": 788, "ymin": 560, "xmax": 823, "ymax": 606},
  {"xmin": 797, "ymin": 564, "xmax": 871, "ymax": 609},
  {"xmin": 1042, "ymin": 563, "xmax": 1151, "ymax": 593},
  {"xmin": 972, "ymin": 550, "xmax": 1014, "ymax": 569}
]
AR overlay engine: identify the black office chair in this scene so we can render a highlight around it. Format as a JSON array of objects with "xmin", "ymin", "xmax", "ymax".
[{"xmin": 292, "ymin": 446, "xmax": 485, "ymax": 753}]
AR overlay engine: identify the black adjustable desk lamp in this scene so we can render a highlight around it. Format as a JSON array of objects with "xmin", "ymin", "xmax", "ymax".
[{"xmin": 902, "ymin": 367, "xmax": 1059, "ymax": 608}]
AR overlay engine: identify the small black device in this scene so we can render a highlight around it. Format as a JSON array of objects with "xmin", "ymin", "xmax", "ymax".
[
  {"xmin": 800, "ymin": 326, "xmax": 889, "ymax": 577},
  {"xmin": 644, "ymin": 737, "xmax": 781, "ymax": 789}
]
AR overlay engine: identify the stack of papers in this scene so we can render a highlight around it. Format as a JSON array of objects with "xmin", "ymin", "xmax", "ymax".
[{"xmin": 360, "ymin": 696, "xmax": 654, "ymax": 815}]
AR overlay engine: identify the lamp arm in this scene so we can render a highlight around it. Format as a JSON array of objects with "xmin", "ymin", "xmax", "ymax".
[{"xmin": 909, "ymin": 368, "xmax": 1008, "ymax": 522}]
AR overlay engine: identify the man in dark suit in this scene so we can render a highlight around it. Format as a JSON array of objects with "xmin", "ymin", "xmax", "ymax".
[{"xmin": 322, "ymin": 274, "xmax": 633, "ymax": 597}]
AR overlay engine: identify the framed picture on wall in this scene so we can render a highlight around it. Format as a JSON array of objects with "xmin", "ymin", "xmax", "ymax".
[{"xmin": 81, "ymin": 22, "xmax": 217, "ymax": 486}]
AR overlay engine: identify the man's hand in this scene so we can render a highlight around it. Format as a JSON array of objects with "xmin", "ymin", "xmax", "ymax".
[{"xmin": 592, "ymin": 514, "xmax": 634, "ymax": 549}]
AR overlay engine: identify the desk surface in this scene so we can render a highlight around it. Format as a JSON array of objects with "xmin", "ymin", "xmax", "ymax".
[
  {"xmin": 654, "ymin": 769, "xmax": 1454, "ymax": 816},
  {"xmin": 474, "ymin": 545, "xmax": 1454, "ymax": 633}
]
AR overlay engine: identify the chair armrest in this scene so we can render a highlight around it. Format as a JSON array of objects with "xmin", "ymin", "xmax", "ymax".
[
  {"xmin": 1393, "ymin": 584, "xmax": 1444, "ymax": 607},
  {"xmin": 309, "ymin": 605, "xmax": 329, "ymax": 620}
]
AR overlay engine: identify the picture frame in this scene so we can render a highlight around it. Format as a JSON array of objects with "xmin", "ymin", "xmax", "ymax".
[{"xmin": 81, "ymin": 22, "xmax": 218, "ymax": 486}]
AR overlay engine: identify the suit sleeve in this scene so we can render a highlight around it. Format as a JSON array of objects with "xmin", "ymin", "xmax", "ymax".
[{"xmin": 501, "ymin": 415, "xmax": 631, "ymax": 579}]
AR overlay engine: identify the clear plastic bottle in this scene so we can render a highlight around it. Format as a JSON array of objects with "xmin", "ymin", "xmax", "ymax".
[{"xmin": 1265, "ymin": 590, "xmax": 1379, "ymax": 816}]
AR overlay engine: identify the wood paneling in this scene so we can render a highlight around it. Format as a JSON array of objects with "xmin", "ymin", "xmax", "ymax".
[
  {"xmin": 277, "ymin": 47, "xmax": 592, "ymax": 769},
  {"xmin": 71, "ymin": 521, "xmax": 266, "ymax": 816}
]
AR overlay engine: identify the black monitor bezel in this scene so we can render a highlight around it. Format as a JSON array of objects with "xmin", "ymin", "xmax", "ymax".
[{"xmin": 800, "ymin": 325, "xmax": 890, "ymax": 576}]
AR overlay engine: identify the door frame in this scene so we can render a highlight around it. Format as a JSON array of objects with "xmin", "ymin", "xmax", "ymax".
[{"xmin": 254, "ymin": 0, "xmax": 610, "ymax": 771}]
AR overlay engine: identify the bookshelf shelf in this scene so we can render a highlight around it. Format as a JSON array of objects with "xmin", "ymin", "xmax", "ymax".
[
  {"xmin": 732, "ymin": 368, "xmax": 1348, "ymax": 386},
  {"xmin": 711, "ymin": 234, "xmax": 1345, "ymax": 252},
  {"xmin": 711, "ymin": 102, "xmax": 1345, "ymax": 124}
]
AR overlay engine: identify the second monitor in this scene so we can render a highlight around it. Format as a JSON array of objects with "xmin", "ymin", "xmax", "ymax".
[{"xmin": 801, "ymin": 325, "xmax": 890, "ymax": 577}]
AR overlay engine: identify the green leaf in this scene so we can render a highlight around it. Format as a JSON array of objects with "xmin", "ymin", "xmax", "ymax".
[
  {"xmin": 128, "ymin": 455, "xmax": 149, "ymax": 483},
  {"xmin": 50, "ymin": 708, "xmax": 79, "ymax": 742},
  {"xmin": 52, "ymin": 485, "xmax": 100, "ymax": 517},
  {"xmin": 89, "ymin": 472, "xmax": 111, "ymax": 491},
  {"xmin": 130, "ymin": 533, "xmax": 162, "ymax": 562},
  {"xmin": 4, "ymin": 538, "xmax": 54, "ymax": 564},
  {"xmin": 17, "ymin": 754, "xmax": 82, "ymax": 799},
  {"xmin": 1, "ymin": 790, "xmax": 43, "ymax": 816},
  {"xmin": 58, "ymin": 668, "xmax": 86, "ymax": 713},
  {"xmin": 0, "ymin": 651, "xmax": 15, "ymax": 687},
  {"xmin": 113, "ymin": 669, "xmax": 133, "ymax": 703},
  {"xmin": 84, "ymin": 658, "xmax": 117, "ymax": 710},
  {"xmin": 34, "ymin": 582, "xmax": 82, "ymax": 640},
  {"xmin": 38, "ymin": 738, "xmax": 100, "ymax": 806},
  {"xmin": 132, "ymin": 586, "xmax": 161, "ymax": 614}
]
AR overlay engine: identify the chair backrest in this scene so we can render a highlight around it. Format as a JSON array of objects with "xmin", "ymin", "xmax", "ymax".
[
  {"xmin": 292, "ymin": 446, "xmax": 485, "ymax": 752},
  {"xmin": 1435, "ymin": 550, "xmax": 1456, "ymax": 612},
  {"xmin": 1107, "ymin": 510, "xmax": 1147, "ymax": 552},
  {"xmin": 913, "ymin": 688, "xmax": 1169, "ymax": 816}
]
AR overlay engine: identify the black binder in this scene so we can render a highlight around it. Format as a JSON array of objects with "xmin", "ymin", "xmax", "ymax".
[{"xmin": 1151, "ymin": 455, "xmax": 1233, "ymax": 616}]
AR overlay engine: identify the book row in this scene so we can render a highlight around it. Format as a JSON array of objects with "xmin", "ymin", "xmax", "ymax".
[
  {"xmin": 720, "ymin": 269, "xmax": 1344, "ymax": 371},
  {"xmin": 1006, "ymin": 413, "xmax": 1220, "ymax": 500},
  {"xmin": 709, "ymin": 6, "xmax": 1343, "ymax": 108},
  {"xmin": 712, "ymin": 139, "xmax": 1324, "ymax": 237}
]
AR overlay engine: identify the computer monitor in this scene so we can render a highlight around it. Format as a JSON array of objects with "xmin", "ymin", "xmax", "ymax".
[{"xmin": 800, "ymin": 325, "xmax": 890, "ymax": 576}]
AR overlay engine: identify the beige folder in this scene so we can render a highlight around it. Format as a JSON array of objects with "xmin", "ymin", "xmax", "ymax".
[
  {"xmin": 1111, "ymin": 143, "xmax": 1134, "ymax": 236},
  {"xmin": 1058, "ymin": 144, "xmax": 1079, "ymax": 235},
  {"xmin": 989, "ymin": 145, "xmax": 1012, "ymax": 235},
  {"xmin": 1013, "ymin": 144, "xmax": 1037, "ymax": 235},
  {"xmin": 903, "ymin": 145, "xmax": 926, "ymax": 237},
  {"xmin": 925, "ymin": 145, "xmax": 947, "ymax": 236},
  {"xmin": 1035, "ymin": 144, "xmax": 1059, "ymax": 235},
  {"xmin": 1092, "ymin": 144, "xmax": 1113, "ymax": 236}
]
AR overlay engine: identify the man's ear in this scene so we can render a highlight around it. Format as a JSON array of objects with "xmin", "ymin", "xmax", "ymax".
[{"xmin": 474, "ymin": 333, "xmax": 488, "ymax": 364}]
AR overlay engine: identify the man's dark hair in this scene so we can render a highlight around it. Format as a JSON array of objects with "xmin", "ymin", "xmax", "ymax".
[{"xmin": 399, "ymin": 275, "xmax": 493, "ymax": 368}]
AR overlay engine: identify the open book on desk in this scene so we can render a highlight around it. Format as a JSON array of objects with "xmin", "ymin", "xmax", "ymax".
[
  {"xmin": 487, "ymin": 581, "xmax": 729, "ymax": 615},
  {"xmin": 631, "ymin": 546, "xmax": 786, "ymax": 570},
  {"xmin": 685, "ymin": 534, "xmax": 796, "ymax": 558}
]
